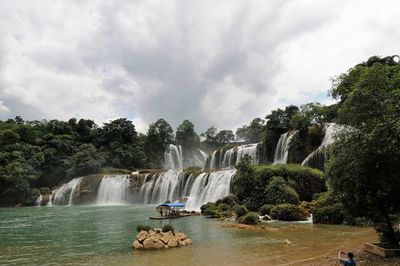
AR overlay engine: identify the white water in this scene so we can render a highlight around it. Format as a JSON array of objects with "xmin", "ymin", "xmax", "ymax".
[
  {"xmin": 185, "ymin": 169, "xmax": 236, "ymax": 211},
  {"xmin": 48, "ymin": 177, "xmax": 83, "ymax": 206},
  {"xmin": 148, "ymin": 170, "xmax": 185, "ymax": 203},
  {"xmin": 163, "ymin": 144, "xmax": 208, "ymax": 169},
  {"xmin": 96, "ymin": 175, "xmax": 130, "ymax": 205},
  {"xmin": 301, "ymin": 123, "xmax": 343, "ymax": 166},
  {"xmin": 164, "ymin": 144, "xmax": 183, "ymax": 169},
  {"xmin": 235, "ymin": 143, "xmax": 260, "ymax": 165},
  {"xmin": 140, "ymin": 174, "xmax": 155, "ymax": 204},
  {"xmin": 274, "ymin": 131, "xmax": 296, "ymax": 164},
  {"xmin": 209, "ymin": 150, "xmax": 218, "ymax": 169},
  {"xmin": 222, "ymin": 148, "xmax": 235, "ymax": 168},
  {"xmin": 36, "ymin": 194, "xmax": 42, "ymax": 206}
]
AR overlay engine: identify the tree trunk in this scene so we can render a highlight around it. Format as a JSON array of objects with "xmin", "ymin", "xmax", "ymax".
[{"xmin": 379, "ymin": 201, "xmax": 399, "ymax": 247}]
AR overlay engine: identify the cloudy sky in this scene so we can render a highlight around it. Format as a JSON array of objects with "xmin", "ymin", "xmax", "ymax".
[{"xmin": 0, "ymin": 0, "xmax": 399, "ymax": 133}]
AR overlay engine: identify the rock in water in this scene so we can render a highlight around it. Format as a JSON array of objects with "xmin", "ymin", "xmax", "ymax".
[
  {"xmin": 132, "ymin": 228, "xmax": 192, "ymax": 250},
  {"xmin": 132, "ymin": 240, "xmax": 143, "ymax": 249}
]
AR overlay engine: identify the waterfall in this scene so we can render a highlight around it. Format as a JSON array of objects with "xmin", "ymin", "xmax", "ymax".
[
  {"xmin": 148, "ymin": 170, "xmax": 186, "ymax": 203},
  {"xmin": 274, "ymin": 131, "xmax": 296, "ymax": 164},
  {"xmin": 209, "ymin": 150, "xmax": 219, "ymax": 169},
  {"xmin": 96, "ymin": 175, "xmax": 130, "ymax": 205},
  {"xmin": 164, "ymin": 144, "xmax": 183, "ymax": 170},
  {"xmin": 219, "ymin": 143, "xmax": 260, "ymax": 169},
  {"xmin": 235, "ymin": 143, "xmax": 260, "ymax": 165},
  {"xmin": 140, "ymin": 174, "xmax": 156, "ymax": 204},
  {"xmin": 185, "ymin": 169, "xmax": 236, "ymax": 211},
  {"xmin": 222, "ymin": 148, "xmax": 235, "ymax": 168},
  {"xmin": 36, "ymin": 194, "xmax": 42, "ymax": 206},
  {"xmin": 183, "ymin": 174, "xmax": 195, "ymax": 196},
  {"xmin": 48, "ymin": 177, "xmax": 83, "ymax": 206},
  {"xmin": 302, "ymin": 123, "xmax": 343, "ymax": 167}
]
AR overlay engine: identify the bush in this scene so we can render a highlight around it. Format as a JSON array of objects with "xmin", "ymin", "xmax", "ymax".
[
  {"xmin": 215, "ymin": 194, "xmax": 240, "ymax": 207},
  {"xmin": 162, "ymin": 224, "xmax": 175, "ymax": 233},
  {"xmin": 238, "ymin": 212, "xmax": 259, "ymax": 225},
  {"xmin": 312, "ymin": 203, "xmax": 344, "ymax": 224},
  {"xmin": 234, "ymin": 205, "xmax": 249, "ymax": 218},
  {"xmin": 264, "ymin": 176, "xmax": 300, "ymax": 205},
  {"xmin": 260, "ymin": 204, "xmax": 274, "ymax": 216},
  {"xmin": 232, "ymin": 163, "xmax": 326, "ymax": 210},
  {"xmin": 217, "ymin": 203, "xmax": 231, "ymax": 212},
  {"xmin": 270, "ymin": 204, "xmax": 308, "ymax": 221},
  {"xmin": 136, "ymin": 224, "xmax": 152, "ymax": 232}
]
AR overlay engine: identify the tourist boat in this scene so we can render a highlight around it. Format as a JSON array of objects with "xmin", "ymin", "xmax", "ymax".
[{"xmin": 149, "ymin": 202, "xmax": 192, "ymax": 220}]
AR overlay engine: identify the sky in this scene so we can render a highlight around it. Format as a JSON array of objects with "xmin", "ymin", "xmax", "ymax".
[{"xmin": 0, "ymin": 0, "xmax": 399, "ymax": 133}]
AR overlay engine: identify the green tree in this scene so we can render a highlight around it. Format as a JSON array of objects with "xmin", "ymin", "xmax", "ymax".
[
  {"xmin": 200, "ymin": 126, "xmax": 217, "ymax": 144},
  {"xmin": 68, "ymin": 144, "xmax": 104, "ymax": 176},
  {"xmin": 144, "ymin": 119, "xmax": 173, "ymax": 167},
  {"xmin": 215, "ymin": 130, "xmax": 235, "ymax": 145},
  {"xmin": 327, "ymin": 56, "xmax": 400, "ymax": 246},
  {"xmin": 175, "ymin": 120, "xmax": 200, "ymax": 148}
]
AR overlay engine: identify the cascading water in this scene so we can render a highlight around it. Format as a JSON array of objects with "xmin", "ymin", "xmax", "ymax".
[
  {"xmin": 185, "ymin": 169, "xmax": 236, "ymax": 211},
  {"xmin": 164, "ymin": 144, "xmax": 183, "ymax": 169},
  {"xmin": 148, "ymin": 170, "xmax": 186, "ymax": 204},
  {"xmin": 220, "ymin": 143, "xmax": 260, "ymax": 169},
  {"xmin": 274, "ymin": 131, "xmax": 296, "ymax": 164},
  {"xmin": 48, "ymin": 177, "xmax": 83, "ymax": 206},
  {"xmin": 209, "ymin": 150, "xmax": 219, "ymax": 169},
  {"xmin": 235, "ymin": 143, "xmax": 260, "ymax": 165},
  {"xmin": 96, "ymin": 175, "xmax": 130, "ymax": 205},
  {"xmin": 36, "ymin": 194, "xmax": 42, "ymax": 206},
  {"xmin": 222, "ymin": 148, "xmax": 235, "ymax": 168},
  {"xmin": 302, "ymin": 123, "xmax": 344, "ymax": 167}
]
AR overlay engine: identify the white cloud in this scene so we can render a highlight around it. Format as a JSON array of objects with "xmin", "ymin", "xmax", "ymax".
[{"xmin": 0, "ymin": 0, "xmax": 399, "ymax": 133}]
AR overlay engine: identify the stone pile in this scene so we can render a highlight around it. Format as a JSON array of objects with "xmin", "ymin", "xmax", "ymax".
[{"xmin": 132, "ymin": 228, "xmax": 192, "ymax": 250}]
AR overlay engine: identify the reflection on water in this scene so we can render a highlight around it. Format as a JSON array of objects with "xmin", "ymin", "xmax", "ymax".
[{"xmin": 0, "ymin": 205, "xmax": 376, "ymax": 266}]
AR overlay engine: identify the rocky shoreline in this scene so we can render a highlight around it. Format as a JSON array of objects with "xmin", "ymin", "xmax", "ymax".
[{"xmin": 132, "ymin": 228, "xmax": 192, "ymax": 250}]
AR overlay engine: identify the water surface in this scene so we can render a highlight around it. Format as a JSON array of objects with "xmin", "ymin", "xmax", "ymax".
[{"xmin": 0, "ymin": 205, "xmax": 376, "ymax": 265}]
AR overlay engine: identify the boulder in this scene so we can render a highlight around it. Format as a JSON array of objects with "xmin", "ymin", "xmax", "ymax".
[
  {"xmin": 168, "ymin": 239, "xmax": 178, "ymax": 247},
  {"xmin": 160, "ymin": 233, "xmax": 173, "ymax": 244},
  {"xmin": 154, "ymin": 228, "xmax": 162, "ymax": 233},
  {"xmin": 179, "ymin": 240, "xmax": 187, "ymax": 246},
  {"xmin": 132, "ymin": 240, "xmax": 143, "ymax": 249},
  {"xmin": 137, "ymin": 230, "xmax": 150, "ymax": 242},
  {"xmin": 184, "ymin": 238, "xmax": 193, "ymax": 245},
  {"xmin": 143, "ymin": 238, "xmax": 156, "ymax": 249},
  {"xmin": 148, "ymin": 229, "xmax": 156, "ymax": 236},
  {"xmin": 175, "ymin": 232, "xmax": 187, "ymax": 241},
  {"xmin": 150, "ymin": 235, "xmax": 160, "ymax": 242}
]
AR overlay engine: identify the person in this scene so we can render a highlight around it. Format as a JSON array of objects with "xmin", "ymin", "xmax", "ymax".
[{"xmin": 338, "ymin": 251, "xmax": 356, "ymax": 266}]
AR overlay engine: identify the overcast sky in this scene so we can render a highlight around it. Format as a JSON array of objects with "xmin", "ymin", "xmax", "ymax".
[{"xmin": 0, "ymin": 0, "xmax": 399, "ymax": 133}]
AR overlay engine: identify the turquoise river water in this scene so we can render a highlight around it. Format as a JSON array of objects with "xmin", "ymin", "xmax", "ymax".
[{"xmin": 0, "ymin": 205, "xmax": 376, "ymax": 266}]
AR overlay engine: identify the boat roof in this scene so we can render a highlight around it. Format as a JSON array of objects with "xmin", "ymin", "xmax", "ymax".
[{"xmin": 158, "ymin": 203, "xmax": 185, "ymax": 208}]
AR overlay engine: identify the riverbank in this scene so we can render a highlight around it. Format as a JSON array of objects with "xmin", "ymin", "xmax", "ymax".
[{"xmin": 222, "ymin": 222, "xmax": 400, "ymax": 265}]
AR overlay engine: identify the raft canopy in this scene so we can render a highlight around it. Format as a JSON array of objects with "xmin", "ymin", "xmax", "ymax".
[{"xmin": 158, "ymin": 203, "xmax": 185, "ymax": 208}]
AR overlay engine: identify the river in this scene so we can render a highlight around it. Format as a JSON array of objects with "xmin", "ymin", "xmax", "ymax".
[{"xmin": 0, "ymin": 205, "xmax": 376, "ymax": 265}]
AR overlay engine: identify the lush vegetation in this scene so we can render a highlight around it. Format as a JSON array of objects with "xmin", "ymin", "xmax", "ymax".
[
  {"xmin": 232, "ymin": 155, "xmax": 325, "ymax": 210},
  {"xmin": 326, "ymin": 55, "xmax": 400, "ymax": 246}
]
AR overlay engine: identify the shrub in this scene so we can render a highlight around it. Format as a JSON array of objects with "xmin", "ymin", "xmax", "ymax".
[
  {"xmin": 232, "ymin": 163, "xmax": 326, "ymax": 210},
  {"xmin": 136, "ymin": 224, "xmax": 152, "ymax": 232},
  {"xmin": 217, "ymin": 203, "xmax": 231, "ymax": 212},
  {"xmin": 162, "ymin": 224, "xmax": 175, "ymax": 233},
  {"xmin": 270, "ymin": 204, "xmax": 308, "ymax": 221},
  {"xmin": 265, "ymin": 176, "xmax": 300, "ymax": 205},
  {"xmin": 260, "ymin": 204, "xmax": 274, "ymax": 216},
  {"xmin": 216, "ymin": 194, "xmax": 239, "ymax": 207},
  {"xmin": 312, "ymin": 203, "xmax": 344, "ymax": 224},
  {"xmin": 234, "ymin": 205, "xmax": 249, "ymax": 218},
  {"xmin": 238, "ymin": 212, "xmax": 259, "ymax": 225}
]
